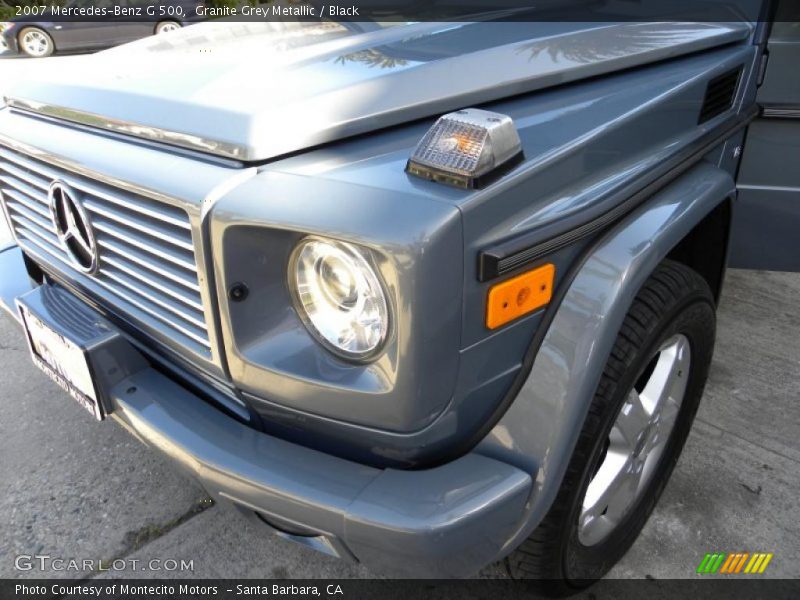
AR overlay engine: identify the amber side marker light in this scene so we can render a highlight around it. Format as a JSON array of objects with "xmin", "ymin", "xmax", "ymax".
[{"xmin": 486, "ymin": 263, "xmax": 555, "ymax": 330}]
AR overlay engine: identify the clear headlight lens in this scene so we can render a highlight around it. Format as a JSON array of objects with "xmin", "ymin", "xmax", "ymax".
[{"xmin": 290, "ymin": 237, "xmax": 389, "ymax": 361}]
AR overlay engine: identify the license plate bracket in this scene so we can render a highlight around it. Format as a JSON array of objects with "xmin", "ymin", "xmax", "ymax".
[
  {"xmin": 16, "ymin": 285, "xmax": 149, "ymax": 421},
  {"xmin": 19, "ymin": 303, "xmax": 105, "ymax": 420}
]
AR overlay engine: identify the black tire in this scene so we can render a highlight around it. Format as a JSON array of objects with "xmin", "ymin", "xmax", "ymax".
[
  {"xmin": 507, "ymin": 260, "xmax": 716, "ymax": 595},
  {"xmin": 154, "ymin": 20, "xmax": 182, "ymax": 35},
  {"xmin": 18, "ymin": 27, "xmax": 55, "ymax": 58}
]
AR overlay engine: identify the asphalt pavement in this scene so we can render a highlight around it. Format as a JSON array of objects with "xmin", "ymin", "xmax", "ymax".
[{"xmin": 0, "ymin": 54, "xmax": 798, "ymax": 585}]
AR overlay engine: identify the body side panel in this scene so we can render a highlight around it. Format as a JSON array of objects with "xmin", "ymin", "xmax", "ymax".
[
  {"xmin": 475, "ymin": 162, "xmax": 736, "ymax": 553},
  {"xmin": 729, "ymin": 13, "xmax": 800, "ymax": 271}
]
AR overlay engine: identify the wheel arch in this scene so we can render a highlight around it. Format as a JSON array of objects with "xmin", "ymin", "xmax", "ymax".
[
  {"xmin": 475, "ymin": 162, "xmax": 735, "ymax": 558},
  {"xmin": 17, "ymin": 25, "xmax": 55, "ymax": 56},
  {"xmin": 666, "ymin": 197, "xmax": 732, "ymax": 305}
]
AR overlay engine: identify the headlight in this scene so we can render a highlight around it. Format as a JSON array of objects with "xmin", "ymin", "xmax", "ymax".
[{"xmin": 289, "ymin": 237, "xmax": 389, "ymax": 361}]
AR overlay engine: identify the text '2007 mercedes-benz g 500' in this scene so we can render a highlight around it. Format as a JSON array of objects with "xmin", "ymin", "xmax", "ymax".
[{"xmin": 0, "ymin": 0, "xmax": 797, "ymax": 592}]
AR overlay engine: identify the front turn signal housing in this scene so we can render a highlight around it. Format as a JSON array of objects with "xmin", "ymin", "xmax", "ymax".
[
  {"xmin": 406, "ymin": 108, "xmax": 523, "ymax": 189},
  {"xmin": 486, "ymin": 264, "xmax": 555, "ymax": 330}
]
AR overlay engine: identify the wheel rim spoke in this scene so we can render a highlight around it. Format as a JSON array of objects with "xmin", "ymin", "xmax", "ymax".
[
  {"xmin": 578, "ymin": 334, "xmax": 691, "ymax": 546},
  {"xmin": 581, "ymin": 452, "xmax": 643, "ymax": 546},
  {"xmin": 24, "ymin": 32, "xmax": 48, "ymax": 55},
  {"xmin": 640, "ymin": 335, "xmax": 690, "ymax": 416},
  {"xmin": 612, "ymin": 389, "xmax": 651, "ymax": 451},
  {"xmin": 583, "ymin": 451, "xmax": 630, "ymax": 513}
]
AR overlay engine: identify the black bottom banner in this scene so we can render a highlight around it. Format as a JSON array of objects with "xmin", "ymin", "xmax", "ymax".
[{"xmin": 2, "ymin": 579, "xmax": 800, "ymax": 600}]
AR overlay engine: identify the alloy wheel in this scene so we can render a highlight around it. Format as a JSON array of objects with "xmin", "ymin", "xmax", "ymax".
[
  {"xmin": 157, "ymin": 22, "xmax": 181, "ymax": 34},
  {"xmin": 578, "ymin": 334, "xmax": 691, "ymax": 546},
  {"xmin": 21, "ymin": 30, "xmax": 51, "ymax": 57}
]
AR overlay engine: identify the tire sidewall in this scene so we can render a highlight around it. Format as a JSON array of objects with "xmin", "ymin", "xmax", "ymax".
[
  {"xmin": 19, "ymin": 27, "xmax": 54, "ymax": 57},
  {"xmin": 155, "ymin": 21, "xmax": 181, "ymax": 35},
  {"xmin": 562, "ymin": 292, "xmax": 716, "ymax": 583}
]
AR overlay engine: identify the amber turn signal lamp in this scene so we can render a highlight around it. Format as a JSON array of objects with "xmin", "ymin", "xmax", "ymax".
[{"xmin": 486, "ymin": 263, "xmax": 555, "ymax": 330}]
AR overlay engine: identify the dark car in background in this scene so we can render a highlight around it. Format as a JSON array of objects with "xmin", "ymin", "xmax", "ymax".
[{"xmin": 0, "ymin": 0, "xmax": 204, "ymax": 57}]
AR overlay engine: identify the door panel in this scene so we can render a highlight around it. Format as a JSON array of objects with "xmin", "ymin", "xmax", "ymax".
[
  {"xmin": 730, "ymin": 4, "xmax": 800, "ymax": 271},
  {"xmin": 757, "ymin": 23, "xmax": 800, "ymax": 107},
  {"xmin": 48, "ymin": 22, "xmax": 110, "ymax": 50},
  {"xmin": 731, "ymin": 121, "xmax": 800, "ymax": 271}
]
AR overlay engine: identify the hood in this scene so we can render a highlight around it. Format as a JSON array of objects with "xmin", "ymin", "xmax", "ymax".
[{"xmin": 5, "ymin": 19, "xmax": 749, "ymax": 161}]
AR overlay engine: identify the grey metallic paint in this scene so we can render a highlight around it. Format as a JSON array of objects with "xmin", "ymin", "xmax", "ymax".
[
  {"xmin": 729, "ymin": 16, "xmax": 800, "ymax": 272},
  {"xmin": 111, "ymin": 364, "xmax": 532, "ymax": 577},
  {"xmin": 5, "ymin": 21, "xmax": 751, "ymax": 161},
  {"xmin": 477, "ymin": 162, "xmax": 738, "ymax": 552},
  {"xmin": 0, "ymin": 22, "xmax": 760, "ymax": 468},
  {"xmin": 212, "ymin": 186, "xmax": 464, "ymax": 434},
  {"xmin": 730, "ymin": 119, "xmax": 800, "ymax": 271},
  {"xmin": 201, "ymin": 42, "xmax": 757, "ymax": 466}
]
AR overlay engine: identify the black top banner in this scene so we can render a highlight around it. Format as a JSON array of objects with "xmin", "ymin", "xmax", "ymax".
[{"xmin": 0, "ymin": 0, "xmax": 797, "ymax": 24}]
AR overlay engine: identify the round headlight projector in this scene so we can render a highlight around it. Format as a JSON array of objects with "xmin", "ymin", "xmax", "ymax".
[{"xmin": 289, "ymin": 237, "xmax": 389, "ymax": 361}]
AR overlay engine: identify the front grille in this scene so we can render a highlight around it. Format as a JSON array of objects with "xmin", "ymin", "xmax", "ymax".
[{"xmin": 0, "ymin": 147, "xmax": 212, "ymax": 357}]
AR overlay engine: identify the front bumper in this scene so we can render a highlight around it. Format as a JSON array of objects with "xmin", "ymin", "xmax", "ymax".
[{"xmin": 0, "ymin": 244, "xmax": 531, "ymax": 577}]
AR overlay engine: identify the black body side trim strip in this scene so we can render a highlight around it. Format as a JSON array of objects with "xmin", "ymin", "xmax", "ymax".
[
  {"xmin": 434, "ymin": 110, "xmax": 756, "ymax": 468},
  {"xmin": 478, "ymin": 106, "xmax": 757, "ymax": 282}
]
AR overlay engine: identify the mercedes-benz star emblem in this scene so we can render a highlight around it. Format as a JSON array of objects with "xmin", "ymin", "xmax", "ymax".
[{"xmin": 48, "ymin": 181, "xmax": 99, "ymax": 274}]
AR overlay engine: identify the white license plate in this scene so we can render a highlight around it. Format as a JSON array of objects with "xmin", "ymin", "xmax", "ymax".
[{"xmin": 19, "ymin": 304, "xmax": 104, "ymax": 421}]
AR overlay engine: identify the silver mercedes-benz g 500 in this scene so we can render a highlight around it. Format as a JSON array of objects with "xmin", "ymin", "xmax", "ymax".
[{"xmin": 0, "ymin": 1, "xmax": 797, "ymax": 592}]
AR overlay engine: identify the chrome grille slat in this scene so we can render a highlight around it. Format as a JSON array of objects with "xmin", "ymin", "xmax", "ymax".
[
  {"xmin": 11, "ymin": 218, "xmax": 61, "ymax": 250},
  {"xmin": 101, "ymin": 255, "xmax": 204, "ymax": 312},
  {"xmin": 6, "ymin": 198, "xmax": 54, "ymax": 231},
  {"xmin": 14, "ymin": 226, "xmax": 64, "ymax": 256},
  {"xmin": 91, "ymin": 279, "xmax": 212, "ymax": 348},
  {"xmin": 16, "ymin": 229, "xmax": 213, "ymax": 351},
  {"xmin": 0, "ymin": 147, "xmax": 189, "ymax": 228},
  {"xmin": 0, "ymin": 149, "xmax": 212, "ymax": 357},
  {"xmin": 0, "ymin": 175, "xmax": 49, "ymax": 204},
  {"xmin": 97, "ymin": 238, "xmax": 200, "ymax": 291},
  {"xmin": 1, "ymin": 187, "xmax": 51, "ymax": 218},
  {"xmin": 92, "ymin": 220, "xmax": 197, "ymax": 271},
  {"xmin": 100, "ymin": 268, "xmax": 207, "ymax": 329},
  {"xmin": 0, "ymin": 159, "xmax": 50, "ymax": 191},
  {"xmin": 84, "ymin": 200, "xmax": 195, "ymax": 251},
  {"xmin": 75, "ymin": 180, "xmax": 191, "ymax": 230}
]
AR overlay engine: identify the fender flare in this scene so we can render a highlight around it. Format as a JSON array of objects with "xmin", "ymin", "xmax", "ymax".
[{"xmin": 476, "ymin": 161, "xmax": 736, "ymax": 554}]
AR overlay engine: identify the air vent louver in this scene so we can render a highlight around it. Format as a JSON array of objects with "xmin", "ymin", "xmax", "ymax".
[{"xmin": 698, "ymin": 67, "xmax": 742, "ymax": 124}]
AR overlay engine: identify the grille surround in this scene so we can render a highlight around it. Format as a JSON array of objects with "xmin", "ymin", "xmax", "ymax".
[{"xmin": 0, "ymin": 146, "xmax": 213, "ymax": 359}]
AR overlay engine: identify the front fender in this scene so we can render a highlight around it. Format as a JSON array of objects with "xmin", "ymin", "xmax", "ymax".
[{"xmin": 476, "ymin": 161, "xmax": 735, "ymax": 554}]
